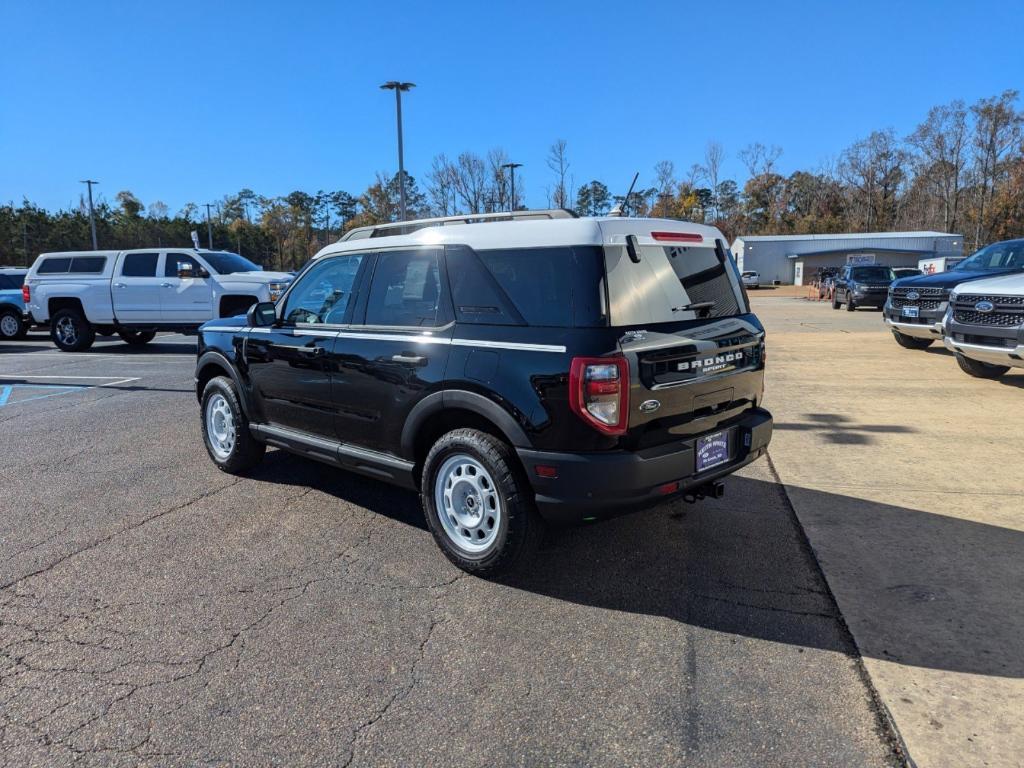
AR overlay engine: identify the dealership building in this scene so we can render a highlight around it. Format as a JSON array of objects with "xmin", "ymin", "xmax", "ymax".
[{"xmin": 731, "ymin": 231, "xmax": 964, "ymax": 285}]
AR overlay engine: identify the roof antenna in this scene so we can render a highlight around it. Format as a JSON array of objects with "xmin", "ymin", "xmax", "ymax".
[{"xmin": 609, "ymin": 172, "xmax": 640, "ymax": 217}]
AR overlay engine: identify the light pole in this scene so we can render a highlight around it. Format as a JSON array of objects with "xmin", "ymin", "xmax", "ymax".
[
  {"xmin": 380, "ymin": 81, "xmax": 415, "ymax": 221},
  {"xmin": 204, "ymin": 203, "xmax": 214, "ymax": 249},
  {"xmin": 80, "ymin": 179, "xmax": 99, "ymax": 249},
  {"xmin": 500, "ymin": 163, "xmax": 522, "ymax": 212}
]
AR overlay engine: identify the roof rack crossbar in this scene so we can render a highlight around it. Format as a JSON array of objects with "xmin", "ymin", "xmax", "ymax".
[{"xmin": 340, "ymin": 209, "xmax": 577, "ymax": 241}]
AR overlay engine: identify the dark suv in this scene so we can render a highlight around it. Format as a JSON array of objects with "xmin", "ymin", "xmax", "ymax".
[
  {"xmin": 831, "ymin": 264, "xmax": 895, "ymax": 311},
  {"xmin": 883, "ymin": 238, "xmax": 1024, "ymax": 350},
  {"xmin": 193, "ymin": 213, "xmax": 773, "ymax": 574}
]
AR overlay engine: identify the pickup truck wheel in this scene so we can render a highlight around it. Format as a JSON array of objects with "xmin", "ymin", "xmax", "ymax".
[
  {"xmin": 201, "ymin": 376, "xmax": 266, "ymax": 473},
  {"xmin": 955, "ymin": 353, "xmax": 1009, "ymax": 379},
  {"xmin": 50, "ymin": 309, "xmax": 95, "ymax": 352},
  {"xmin": 892, "ymin": 330, "xmax": 934, "ymax": 350},
  {"xmin": 422, "ymin": 428, "xmax": 541, "ymax": 576},
  {"xmin": 845, "ymin": 295, "xmax": 856, "ymax": 311},
  {"xmin": 118, "ymin": 330, "xmax": 156, "ymax": 346},
  {"xmin": 0, "ymin": 309, "xmax": 27, "ymax": 340}
]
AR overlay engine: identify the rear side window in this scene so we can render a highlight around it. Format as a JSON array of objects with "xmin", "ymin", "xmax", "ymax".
[
  {"xmin": 473, "ymin": 246, "xmax": 606, "ymax": 327},
  {"xmin": 365, "ymin": 249, "xmax": 444, "ymax": 327},
  {"xmin": 70, "ymin": 256, "xmax": 106, "ymax": 273},
  {"xmin": 445, "ymin": 245, "xmax": 522, "ymax": 326},
  {"xmin": 121, "ymin": 253, "xmax": 159, "ymax": 277},
  {"xmin": 37, "ymin": 257, "xmax": 72, "ymax": 274},
  {"xmin": 0, "ymin": 274, "xmax": 26, "ymax": 289}
]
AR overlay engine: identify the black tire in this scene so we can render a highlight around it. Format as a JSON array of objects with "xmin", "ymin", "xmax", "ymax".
[
  {"xmin": 845, "ymin": 294, "xmax": 856, "ymax": 311},
  {"xmin": 118, "ymin": 329, "xmax": 156, "ymax": 346},
  {"xmin": 831, "ymin": 291, "xmax": 840, "ymax": 310},
  {"xmin": 892, "ymin": 331, "xmax": 934, "ymax": 350},
  {"xmin": 421, "ymin": 428, "xmax": 542, "ymax": 576},
  {"xmin": 50, "ymin": 309, "xmax": 95, "ymax": 352},
  {"xmin": 955, "ymin": 353, "xmax": 1009, "ymax": 380},
  {"xmin": 200, "ymin": 376, "xmax": 266, "ymax": 473},
  {"xmin": 0, "ymin": 308, "xmax": 27, "ymax": 340}
]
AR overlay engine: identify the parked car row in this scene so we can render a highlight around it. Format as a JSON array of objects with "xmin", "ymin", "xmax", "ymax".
[
  {"xmin": 10, "ymin": 249, "xmax": 292, "ymax": 351},
  {"xmin": 882, "ymin": 238, "xmax": 1024, "ymax": 380}
]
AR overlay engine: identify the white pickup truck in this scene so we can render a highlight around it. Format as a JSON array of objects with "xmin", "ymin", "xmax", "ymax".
[{"xmin": 23, "ymin": 249, "xmax": 292, "ymax": 351}]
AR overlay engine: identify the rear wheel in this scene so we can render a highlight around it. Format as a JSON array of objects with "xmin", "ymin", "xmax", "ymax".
[
  {"xmin": 0, "ymin": 308, "xmax": 26, "ymax": 340},
  {"xmin": 422, "ymin": 428, "xmax": 541, "ymax": 576},
  {"xmin": 955, "ymin": 353, "xmax": 1009, "ymax": 380},
  {"xmin": 831, "ymin": 291, "xmax": 840, "ymax": 310},
  {"xmin": 892, "ymin": 330, "xmax": 934, "ymax": 350},
  {"xmin": 118, "ymin": 329, "xmax": 156, "ymax": 346},
  {"xmin": 50, "ymin": 309, "xmax": 95, "ymax": 352},
  {"xmin": 201, "ymin": 376, "xmax": 266, "ymax": 473}
]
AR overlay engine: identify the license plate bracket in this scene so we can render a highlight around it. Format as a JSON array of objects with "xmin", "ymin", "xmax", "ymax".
[
  {"xmin": 902, "ymin": 306, "xmax": 919, "ymax": 318},
  {"xmin": 696, "ymin": 430, "xmax": 731, "ymax": 473}
]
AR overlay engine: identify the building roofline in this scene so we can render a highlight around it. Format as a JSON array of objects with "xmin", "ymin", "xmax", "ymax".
[{"xmin": 733, "ymin": 231, "xmax": 959, "ymax": 243}]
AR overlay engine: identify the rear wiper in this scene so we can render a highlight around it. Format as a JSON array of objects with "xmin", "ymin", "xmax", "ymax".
[{"xmin": 672, "ymin": 301, "xmax": 714, "ymax": 314}]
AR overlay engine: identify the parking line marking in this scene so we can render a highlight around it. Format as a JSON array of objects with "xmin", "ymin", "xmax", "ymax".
[
  {"xmin": 0, "ymin": 384, "xmax": 89, "ymax": 407},
  {"xmin": 0, "ymin": 386, "xmax": 10, "ymax": 406}
]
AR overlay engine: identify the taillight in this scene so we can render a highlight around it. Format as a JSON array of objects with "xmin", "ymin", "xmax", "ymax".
[
  {"xmin": 22, "ymin": 284, "xmax": 30, "ymax": 303},
  {"xmin": 569, "ymin": 356, "xmax": 629, "ymax": 436},
  {"xmin": 651, "ymin": 231, "xmax": 703, "ymax": 243}
]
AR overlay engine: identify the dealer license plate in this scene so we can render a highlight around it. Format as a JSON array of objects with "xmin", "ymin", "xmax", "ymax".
[
  {"xmin": 902, "ymin": 306, "xmax": 919, "ymax": 318},
  {"xmin": 696, "ymin": 430, "xmax": 731, "ymax": 473}
]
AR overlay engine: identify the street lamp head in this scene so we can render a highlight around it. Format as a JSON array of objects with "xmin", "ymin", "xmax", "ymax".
[
  {"xmin": 380, "ymin": 81, "xmax": 416, "ymax": 91},
  {"xmin": 500, "ymin": 162, "xmax": 523, "ymax": 171}
]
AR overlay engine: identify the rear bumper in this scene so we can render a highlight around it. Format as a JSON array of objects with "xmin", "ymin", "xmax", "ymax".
[{"xmin": 517, "ymin": 408, "xmax": 773, "ymax": 523}]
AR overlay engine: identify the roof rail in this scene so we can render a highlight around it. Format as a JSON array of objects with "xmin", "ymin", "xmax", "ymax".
[{"xmin": 340, "ymin": 209, "xmax": 578, "ymax": 241}]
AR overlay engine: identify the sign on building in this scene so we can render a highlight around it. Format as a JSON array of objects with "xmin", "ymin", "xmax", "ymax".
[{"xmin": 846, "ymin": 253, "xmax": 876, "ymax": 264}]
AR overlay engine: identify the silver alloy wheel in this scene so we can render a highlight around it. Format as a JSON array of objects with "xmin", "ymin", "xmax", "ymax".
[
  {"xmin": 0, "ymin": 314, "xmax": 19, "ymax": 337},
  {"xmin": 205, "ymin": 393, "xmax": 236, "ymax": 460},
  {"xmin": 55, "ymin": 316, "xmax": 78, "ymax": 346},
  {"xmin": 434, "ymin": 453, "xmax": 502, "ymax": 554}
]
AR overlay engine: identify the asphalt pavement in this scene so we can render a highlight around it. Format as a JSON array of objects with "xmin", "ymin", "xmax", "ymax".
[{"xmin": 0, "ymin": 332, "xmax": 900, "ymax": 767}]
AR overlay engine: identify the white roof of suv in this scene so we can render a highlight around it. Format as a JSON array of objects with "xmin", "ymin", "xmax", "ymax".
[{"xmin": 314, "ymin": 216, "xmax": 726, "ymax": 260}]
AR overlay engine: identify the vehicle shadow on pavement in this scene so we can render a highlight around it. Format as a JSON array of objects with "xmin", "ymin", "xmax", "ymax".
[
  {"xmin": 251, "ymin": 449, "xmax": 1023, "ymax": 679},
  {"xmin": 773, "ymin": 413, "xmax": 917, "ymax": 445}
]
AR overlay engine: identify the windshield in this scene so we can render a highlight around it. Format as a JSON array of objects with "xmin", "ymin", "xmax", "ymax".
[
  {"xmin": 850, "ymin": 266, "xmax": 894, "ymax": 282},
  {"xmin": 953, "ymin": 240, "xmax": 1024, "ymax": 272},
  {"xmin": 201, "ymin": 251, "xmax": 262, "ymax": 274}
]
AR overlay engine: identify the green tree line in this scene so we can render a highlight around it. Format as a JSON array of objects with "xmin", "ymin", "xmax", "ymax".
[{"xmin": 2, "ymin": 90, "xmax": 1021, "ymax": 271}]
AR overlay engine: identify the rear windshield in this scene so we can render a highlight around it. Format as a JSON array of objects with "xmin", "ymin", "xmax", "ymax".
[
  {"xmin": 466, "ymin": 246, "xmax": 606, "ymax": 327},
  {"xmin": 0, "ymin": 273, "xmax": 26, "ymax": 289},
  {"xmin": 36, "ymin": 256, "xmax": 107, "ymax": 274},
  {"xmin": 605, "ymin": 241, "xmax": 743, "ymax": 326},
  {"xmin": 850, "ymin": 266, "xmax": 894, "ymax": 281}
]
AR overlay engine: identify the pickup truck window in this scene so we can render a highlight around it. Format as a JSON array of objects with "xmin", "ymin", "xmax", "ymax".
[
  {"xmin": 37, "ymin": 256, "xmax": 106, "ymax": 274},
  {"xmin": 165, "ymin": 254, "xmax": 203, "ymax": 277},
  {"xmin": 121, "ymin": 253, "xmax": 159, "ymax": 277},
  {"xmin": 202, "ymin": 252, "xmax": 261, "ymax": 274}
]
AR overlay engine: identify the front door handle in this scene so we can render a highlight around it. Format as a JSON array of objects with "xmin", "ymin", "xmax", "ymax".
[
  {"xmin": 113, "ymin": 282, "xmax": 126, "ymax": 288},
  {"xmin": 392, "ymin": 353, "xmax": 425, "ymax": 365}
]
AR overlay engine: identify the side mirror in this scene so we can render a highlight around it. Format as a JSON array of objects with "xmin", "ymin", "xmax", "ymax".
[
  {"xmin": 247, "ymin": 301, "xmax": 277, "ymax": 327},
  {"xmin": 177, "ymin": 263, "xmax": 209, "ymax": 279}
]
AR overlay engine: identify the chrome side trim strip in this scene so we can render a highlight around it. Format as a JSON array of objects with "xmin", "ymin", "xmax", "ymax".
[{"xmin": 451, "ymin": 338, "xmax": 566, "ymax": 353}]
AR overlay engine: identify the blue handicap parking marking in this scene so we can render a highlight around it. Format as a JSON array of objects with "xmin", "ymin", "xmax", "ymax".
[{"xmin": 0, "ymin": 383, "xmax": 90, "ymax": 407}]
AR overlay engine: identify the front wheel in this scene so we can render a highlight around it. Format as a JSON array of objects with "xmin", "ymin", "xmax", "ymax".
[
  {"xmin": 831, "ymin": 292, "xmax": 840, "ymax": 310},
  {"xmin": 118, "ymin": 329, "xmax": 156, "ymax": 346},
  {"xmin": 201, "ymin": 376, "xmax": 266, "ymax": 473},
  {"xmin": 50, "ymin": 309, "xmax": 95, "ymax": 352},
  {"xmin": 892, "ymin": 331, "xmax": 934, "ymax": 350},
  {"xmin": 845, "ymin": 295, "xmax": 856, "ymax": 311},
  {"xmin": 955, "ymin": 353, "xmax": 1009, "ymax": 380},
  {"xmin": 421, "ymin": 429, "xmax": 541, "ymax": 576},
  {"xmin": 0, "ymin": 308, "xmax": 27, "ymax": 340}
]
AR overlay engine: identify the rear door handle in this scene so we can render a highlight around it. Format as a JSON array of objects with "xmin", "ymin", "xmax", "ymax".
[
  {"xmin": 113, "ymin": 282, "xmax": 126, "ymax": 288},
  {"xmin": 392, "ymin": 354, "xmax": 425, "ymax": 365},
  {"xmin": 160, "ymin": 282, "xmax": 173, "ymax": 288},
  {"xmin": 298, "ymin": 346, "xmax": 325, "ymax": 358}
]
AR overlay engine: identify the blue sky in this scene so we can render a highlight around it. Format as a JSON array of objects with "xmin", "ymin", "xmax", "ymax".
[{"xmin": 1, "ymin": 0, "xmax": 1021, "ymax": 213}]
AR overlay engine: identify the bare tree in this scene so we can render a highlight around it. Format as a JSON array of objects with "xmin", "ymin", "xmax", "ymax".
[
  {"xmin": 487, "ymin": 148, "xmax": 510, "ymax": 212},
  {"xmin": 451, "ymin": 152, "xmax": 488, "ymax": 214},
  {"xmin": 969, "ymin": 89, "xmax": 1022, "ymax": 248},
  {"xmin": 739, "ymin": 142, "xmax": 782, "ymax": 178},
  {"xmin": 838, "ymin": 130, "xmax": 907, "ymax": 230},
  {"xmin": 547, "ymin": 139, "xmax": 571, "ymax": 209},
  {"xmin": 908, "ymin": 101, "xmax": 969, "ymax": 233},
  {"xmin": 702, "ymin": 141, "xmax": 725, "ymax": 219},
  {"xmin": 426, "ymin": 154, "xmax": 458, "ymax": 216}
]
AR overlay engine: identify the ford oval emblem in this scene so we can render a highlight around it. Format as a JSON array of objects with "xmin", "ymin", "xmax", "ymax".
[
  {"xmin": 975, "ymin": 300, "xmax": 995, "ymax": 313},
  {"xmin": 639, "ymin": 399, "xmax": 661, "ymax": 413},
  {"xmin": 905, "ymin": 291, "xmax": 920, "ymax": 300}
]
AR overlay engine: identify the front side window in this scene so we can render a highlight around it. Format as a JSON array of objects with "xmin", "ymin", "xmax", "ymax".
[
  {"xmin": 955, "ymin": 240, "xmax": 1024, "ymax": 271},
  {"xmin": 283, "ymin": 253, "xmax": 365, "ymax": 325},
  {"xmin": 121, "ymin": 253, "xmax": 159, "ymax": 277},
  {"xmin": 365, "ymin": 249, "xmax": 443, "ymax": 327},
  {"xmin": 165, "ymin": 254, "xmax": 204, "ymax": 277}
]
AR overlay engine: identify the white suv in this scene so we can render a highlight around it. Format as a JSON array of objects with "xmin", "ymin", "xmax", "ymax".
[
  {"xmin": 943, "ymin": 272, "xmax": 1024, "ymax": 379},
  {"xmin": 23, "ymin": 249, "xmax": 292, "ymax": 351}
]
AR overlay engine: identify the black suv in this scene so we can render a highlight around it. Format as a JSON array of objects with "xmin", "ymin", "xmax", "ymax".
[
  {"xmin": 193, "ymin": 214, "xmax": 773, "ymax": 574},
  {"xmin": 883, "ymin": 238, "xmax": 1024, "ymax": 350},
  {"xmin": 831, "ymin": 264, "xmax": 895, "ymax": 311}
]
